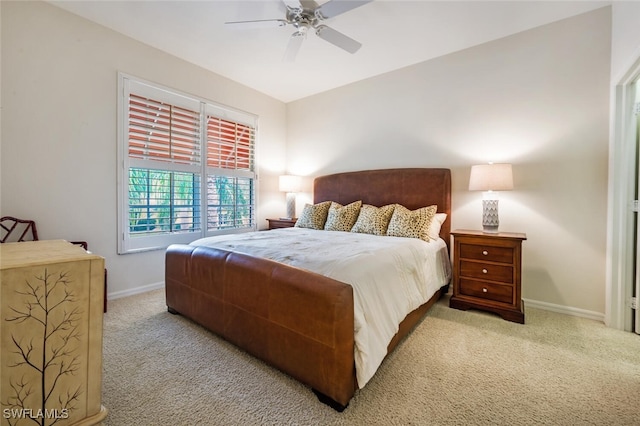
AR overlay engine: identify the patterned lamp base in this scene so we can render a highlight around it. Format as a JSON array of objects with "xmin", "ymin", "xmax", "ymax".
[
  {"xmin": 482, "ymin": 199, "xmax": 500, "ymax": 233},
  {"xmin": 285, "ymin": 192, "xmax": 296, "ymax": 220}
]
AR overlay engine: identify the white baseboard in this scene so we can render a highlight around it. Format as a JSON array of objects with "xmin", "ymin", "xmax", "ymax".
[
  {"xmin": 523, "ymin": 298, "xmax": 605, "ymax": 323},
  {"xmin": 107, "ymin": 281, "xmax": 165, "ymax": 301}
]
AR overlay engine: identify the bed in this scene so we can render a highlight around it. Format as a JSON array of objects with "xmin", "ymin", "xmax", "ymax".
[{"xmin": 165, "ymin": 168, "xmax": 452, "ymax": 410}]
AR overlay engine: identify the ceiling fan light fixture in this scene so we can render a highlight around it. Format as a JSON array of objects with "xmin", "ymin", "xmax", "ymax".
[{"xmin": 293, "ymin": 22, "xmax": 310, "ymax": 36}]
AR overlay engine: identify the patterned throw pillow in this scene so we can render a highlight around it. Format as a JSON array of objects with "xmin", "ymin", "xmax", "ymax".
[
  {"xmin": 350, "ymin": 204, "xmax": 396, "ymax": 235},
  {"xmin": 294, "ymin": 201, "xmax": 332, "ymax": 230},
  {"xmin": 324, "ymin": 201, "xmax": 363, "ymax": 232},
  {"xmin": 387, "ymin": 204, "xmax": 437, "ymax": 242}
]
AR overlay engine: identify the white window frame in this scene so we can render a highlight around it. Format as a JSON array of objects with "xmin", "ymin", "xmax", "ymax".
[{"xmin": 117, "ymin": 73, "xmax": 258, "ymax": 254}]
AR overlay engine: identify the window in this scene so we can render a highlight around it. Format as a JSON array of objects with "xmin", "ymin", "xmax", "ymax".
[{"xmin": 118, "ymin": 75, "xmax": 257, "ymax": 253}]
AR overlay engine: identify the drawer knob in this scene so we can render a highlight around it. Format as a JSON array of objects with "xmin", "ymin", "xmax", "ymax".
[
  {"xmin": 482, "ymin": 250, "xmax": 488, "ymax": 256},
  {"xmin": 482, "ymin": 287, "xmax": 488, "ymax": 293},
  {"xmin": 482, "ymin": 268, "xmax": 488, "ymax": 274}
]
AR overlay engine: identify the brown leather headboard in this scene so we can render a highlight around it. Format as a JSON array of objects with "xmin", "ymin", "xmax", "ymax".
[{"xmin": 313, "ymin": 168, "xmax": 452, "ymax": 248}]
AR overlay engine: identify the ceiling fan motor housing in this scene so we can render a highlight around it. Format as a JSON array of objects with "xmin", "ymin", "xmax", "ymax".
[{"xmin": 286, "ymin": 6, "xmax": 321, "ymax": 31}]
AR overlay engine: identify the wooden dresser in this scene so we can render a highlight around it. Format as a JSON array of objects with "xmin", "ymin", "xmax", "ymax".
[
  {"xmin": 0, "ymin": 240, "xmax": 107, "ymax": 425},
  {"xmin": 449, "ymin": 229, "xmax": 527, "ymax": 324}
]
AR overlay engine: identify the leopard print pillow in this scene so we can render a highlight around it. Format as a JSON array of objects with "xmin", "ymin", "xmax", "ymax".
[
  {"xmin": 351, "ymin": 204, "xmax": 396, "ymax": 235},
  {"xmin": 324, "ymin": 201, "xmax": 362, "ymax": 232},
  {"xmin": 294, "ymin": 201, "xmax": 332, "ymax": 230},
  {"xmin": 386, "ymin": 204, "xmax": 437, "ymax": 242}
]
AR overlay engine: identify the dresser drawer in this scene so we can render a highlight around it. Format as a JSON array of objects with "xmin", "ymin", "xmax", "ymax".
[
  {"xmin": 459, "ymin": 260, "xmax": 513, "ymax": 283},
  {"xmin": 459, "ymin": 278, "xmax": 513, "ymax": 304},
  {"xmin": 459, "ymin": 243, "xmax": 514, "ymax": 264}
]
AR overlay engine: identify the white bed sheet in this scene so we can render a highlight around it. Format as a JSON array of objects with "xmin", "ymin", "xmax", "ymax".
[{"xmin": 189, "ymin": 227, "xmax": 451, "ymax": 387}]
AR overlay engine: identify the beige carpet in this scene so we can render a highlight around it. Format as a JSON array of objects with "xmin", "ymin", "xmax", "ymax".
[{"xmin": 102, "ymin": 289, "xmax": 640, "ymax": 425}]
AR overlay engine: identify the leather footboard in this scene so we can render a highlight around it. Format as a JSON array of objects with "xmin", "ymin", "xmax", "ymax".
[{"xmin": 165, "ymin": 244, "xmax": 357, "ymax": 407}]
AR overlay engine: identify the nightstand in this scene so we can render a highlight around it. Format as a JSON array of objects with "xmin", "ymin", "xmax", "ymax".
[
  {"xmin": 449, "ymin": 229, "xmax": 527, "ymax": 324},
  {"xmin": 266, "ymin": 218, "xmax": 297, "ymax": 229}
]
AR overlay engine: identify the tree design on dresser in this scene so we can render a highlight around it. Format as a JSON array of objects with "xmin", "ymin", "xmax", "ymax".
[{"xmin": 3, "ymin": 268, "xmax": 82, "ymax": 426}]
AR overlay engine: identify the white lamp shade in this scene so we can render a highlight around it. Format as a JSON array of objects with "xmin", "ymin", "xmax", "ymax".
[
  {"xmin": 469, "ymin": 164, "xmax": 514, "ymax": 191},
  {"xmin": 279, "ymin": 175, "xmax": 301, "ymax": 193}
]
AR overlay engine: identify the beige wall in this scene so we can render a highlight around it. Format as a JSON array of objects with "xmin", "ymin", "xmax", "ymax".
[
  {"xmin": 1, "ymin": 1, "xmax": 287, "ymax": 296},
  {"xmin": 287, "ymin": 8, "xmax": 611, "ymax": 316}
]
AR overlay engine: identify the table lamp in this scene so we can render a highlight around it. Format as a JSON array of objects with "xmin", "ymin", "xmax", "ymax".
[
  {"xmin": 279, "ymin": 175, "xmax": 301, "ymax": 219},
  {"xmin": 469, "ymin": 163, "xmax": 513, "ymax": 233}
]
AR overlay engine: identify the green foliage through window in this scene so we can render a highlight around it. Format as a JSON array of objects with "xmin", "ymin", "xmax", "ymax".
[
  {"xmin": 207, "ymin": 176, "xmax": 254, "ymax": 230},
  {"xmin": 129, "ymin": 168, "xmax": 201, "ymax": 236}
]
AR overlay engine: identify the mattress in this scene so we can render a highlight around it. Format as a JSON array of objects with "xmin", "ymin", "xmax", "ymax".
[{"xmin": 190, "ymin": 227, "xmax": 451, "ymax": 387}]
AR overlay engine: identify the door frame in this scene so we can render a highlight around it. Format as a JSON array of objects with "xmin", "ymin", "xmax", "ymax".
[{"xmin": 607, "ymin": 55, "xmax": 640, "ymax": 331}]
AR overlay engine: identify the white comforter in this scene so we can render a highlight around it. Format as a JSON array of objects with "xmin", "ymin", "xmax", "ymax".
[{"xmin": 190, "ymin": 227, "xmax": 451, "ymax": 387}]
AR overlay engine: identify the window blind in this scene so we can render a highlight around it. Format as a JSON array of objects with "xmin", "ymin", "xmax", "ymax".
[
  {"xmin": 206, "ymin": 116, "xmax": 254, "ymax": 171},
  {"xmin": 128, "ymin": 94, "xmax": 201, "ymax": 166}
]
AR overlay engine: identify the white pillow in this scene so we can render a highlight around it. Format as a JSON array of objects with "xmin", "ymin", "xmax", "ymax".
[{"xmin": 429, "ymin": 213, "xmax": 447, "ymax": 241}]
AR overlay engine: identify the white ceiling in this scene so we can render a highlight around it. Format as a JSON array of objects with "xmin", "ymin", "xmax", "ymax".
[{"xmin": 49, "ymin": 0, "xmax": 610, "ymax": 103}]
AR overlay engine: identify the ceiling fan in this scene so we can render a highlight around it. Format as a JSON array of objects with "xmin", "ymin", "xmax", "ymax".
[{"xmin": 225, "ymin": 0, "xmax": 372, "ymax": 61}]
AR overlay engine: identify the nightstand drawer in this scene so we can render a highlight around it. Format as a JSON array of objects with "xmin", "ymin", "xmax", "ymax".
[
  {"xmin": 459, "ymin": 260, "xmax": 513, "ymax": 283},
  {"xmin": 266, "ymin": 218, "xmax": 297, "ymax": 229},
  {"xmin": 459, "ymin": 243, "xmax": 514, "ymax": 264},
  {"xmin": 459, "ymin": 278, "xmax": 513, "ymax": 304}
]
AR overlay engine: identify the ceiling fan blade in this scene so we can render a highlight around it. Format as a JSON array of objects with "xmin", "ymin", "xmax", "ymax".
[
  {"xmin": 316, "ymin": 0, "xmax": 372, "ymax": 20},
  {"xmin": 283, "ymin": 31, "xmax": 306, "ymax": 62},
  {"xmin": 300, "ymin": 0, "xmax": 320, "ymax": 10},
  {"xmin": 225, "ymin": 19, "xmax": 288, "ymax": 30},
  {"xmin": 282, "ymin": 0, "xmax": 301, "ymax": 10},
  {"xmin": 315, "ymin": 25, "xmax": 362, "ymax": 54}
]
